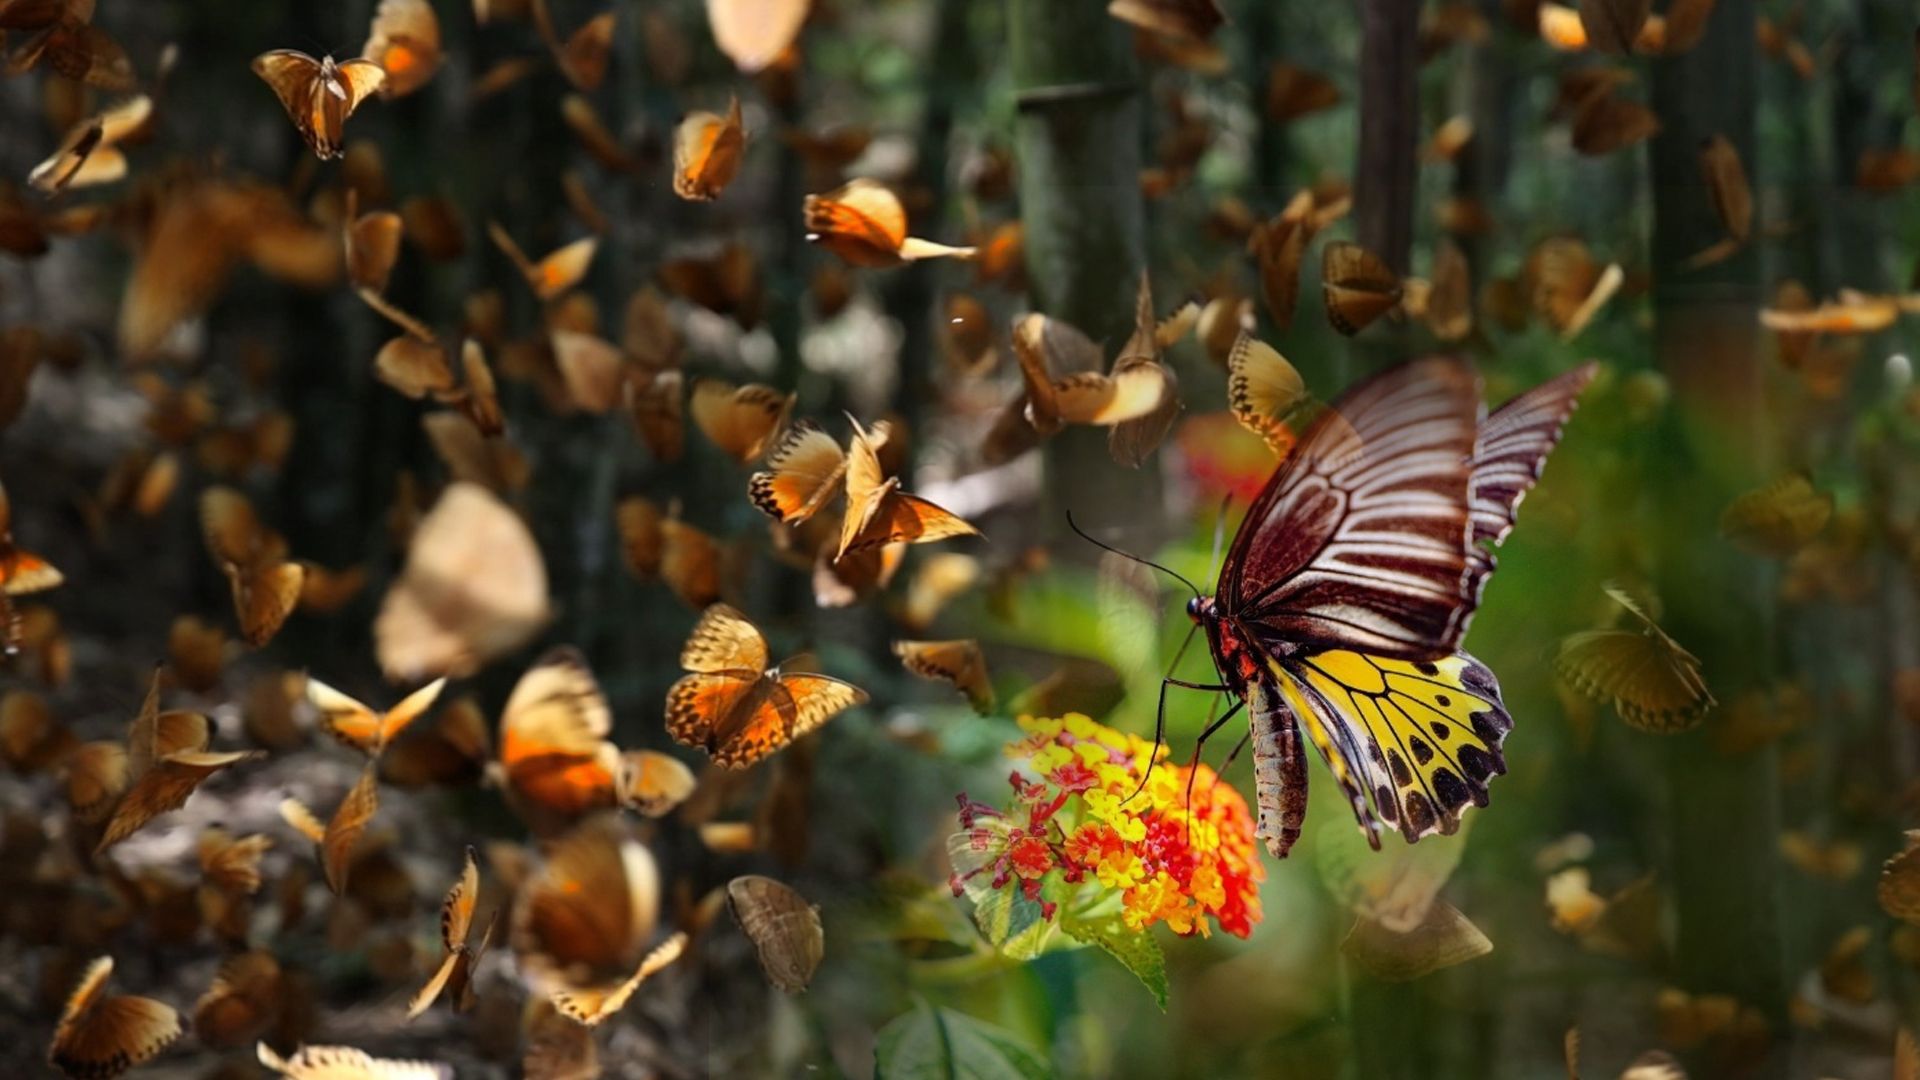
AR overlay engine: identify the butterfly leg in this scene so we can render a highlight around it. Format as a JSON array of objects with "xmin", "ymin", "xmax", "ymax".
[{"xmin": 1126, "ymin": 674, "xmax": 1231, "ymax": 804}]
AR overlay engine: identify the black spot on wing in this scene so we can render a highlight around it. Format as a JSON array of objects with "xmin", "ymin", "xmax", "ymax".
[
  {"xmin": 1431, "ymin": 721, "xmax": 1451, "ymax": 740},
  {"xmin": 1387, "ymin": 750, "xmax": 1412, "ymax": 787},
  {"xmin": 1409, "ymin": 735, "xmax": 1434, "ymax": 765},
  {"xmin": 1375, "ymin": 785, "xmax": 1398, "ymax": 822},
  {"xmin": 1431, "ymin": 768, "xmax": 1472, "ymax": 812},
  {"xmin": 1403, "ymin": 791, "xmax": 1436, "ymax": 838},
  {"xmin": 1458, "ymin": 744, "xmax": 1502, "ymax": 783}
]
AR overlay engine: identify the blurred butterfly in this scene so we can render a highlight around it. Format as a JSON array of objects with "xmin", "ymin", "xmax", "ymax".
[
  {"xmin": 666, "ymin": 603, "xmax": 867, "ymax": 769},
  {"xmin": 615, "ymin": 496, "xmax": 723, "ymax": 609},
  {"xmin": 1246, "ymin": 188, "xmax": 1349, "ymax": 331},
  {"xmin": 196, "ymin": 827, "xmax": 272, "ymax": 942},
  {"xmin": 673, "ymin": 97, "xmax": 746, "ymax": 202},
  {"xmin": 1760, "ymin": 290, "xmax": 1900, "ymax": 335},
  {"xmin": 1880, "ymin": 830, "xmax": 1920, "ymax": 924},
  {"xmin": 690, "ymin": 378, "xmax": 793, "ymax": 464},
  {"xmin": 1321, "ymin": 240, "xmax": 1405, "ymax": 336},
  {"xmin": 1685, "ymin": 134, "xmax": 1752, "ymax": 269},
  {"xmin": 1556, "ymin": 584, "xmax": 1715, "ymax": 732},
  {"xmin": 374, "ymin": 482, "xmax": 550, "ymax": 682},
  {"xmin": 251, "ymin": 50, "xmax": 386, "ymax": 159},
  {"xmin": 47, "ymin": 956, "xmax": 182, "ymax": 1080},
  {"xmin": 1225, "ymin": 332, "xmax": 1310, "ymax": 454},
  {"xmin": 1, "ymin": 688, "xmax": 74, "ymax": 772},
  {"xmin": 1570, "ymin": 88, "xmax": 1661, "ymax": 156},
  {"xmin": 551, "ymin": 931, "xmax": 685, "ymax": 1026},
  {"xmin": 200, "ymin": 487, "xmax": 305, "ymax": 647},
  {"xmin": 362, "ymin": 0, "xmax": 442, "ymax": 98},
  {"xmin": 748, "ymin": 418, "xmax": 879, "ymax": 525},
  {"xmin": 893, "ymin": 639, "xmax": 994, "ymax": 714},
  {"xmin": 562, "ymin": 93, "xmax": 639, "ymax": 171},
  {"xmin": 93, "ymin": 670, "xmax": 261, "ymax": 852},
  {"xmin": 408, "ymin": 846, "xmax": 496, "ymax": 1017},
  {"xmin": 190, "ymin": 950, "xmax": 282, "ymax": 1048},
  {"xmin": 0, "ymin": 477, "xmax": 61, "ymax": 597},
  {"xmin": 307, "ymin": 676, "xmax": 446, "ymax": 757},
  {"xmin": 1181, "ymin": 360, "xmax": 1596, "ymax": 857},
  {"xmin": 488, "ymin": 223, "xmax": 597, "ymax": 301},
  {"xmin": 1718, "ymin": 474, "xmax": 1832, "ymax": 557},
  {"xmin": 530, "ymin": 0, "xmax": 615, "ymax": 91},
  {"xmin": 280, "ymin": 763, "xmax": 380, "ymax": 894},
  {"xmin": 257, "ymin": 1042, "xmax": 452, "ymax": 1080},
  {"xmin": 1340, "ymin": 898, "xmax": 1490, "ymax": 983},
  {"xmin": 378, "ymin": 695, "xmax": 491, "ymax": 786},
  {"xmin": 706, "ymin": 0, "xmax": 809, "ymax": 73},
  {"xmin": 28, "ymin": 94, "xmax": 151, "ymax": 194},
  {"xmin": 803, "ymin": 179, "xmax": 976, "ymax": 267},
  {"xmin": 497, "ymin": 647, "xmax": 613, "ymax": 826},
  {"xmin": 1264, "ymin": 62, "xmax": 1340, "ymax": 122},
  {"xmin": 834, "ymin": 424, "xmax": 973, "ymax": 560},
  {"xmin": 511, "ymin": 814, "xmax": 661, "ymax": 994},
  {"xmin": 549, "ymin": 329, "xmax": 629, "ymax": 413},
  {"xmin": 1524, "ymin": 237, "xmax": 1624, "ymax": 339},
  {"xmin": 727, "ymin": 874, "xmax": 823, "ymax": 993}
]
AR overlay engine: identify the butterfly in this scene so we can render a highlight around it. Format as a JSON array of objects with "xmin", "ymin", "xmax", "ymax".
[
  {"xmin": 190, "ymin": 950, "xmax": 283, "ymax": 1048},
  {"xmin": 47, "ymin": 956, "xmax": 182, "ymax": 1080},
  {"xmin": 28, "ymin": 94, "xmax": 151, "ymax": 194},
  {"xmin": 92, "ymin": 670, "xmax": 261, "ymax": 852},
  {"xmin": 307, "ymin": 676, "xmax": 447, "ymax": 756},
  {"xmin": 1179, "ymin": 359, "xmax": 1596, "ymax": 858},
  {"xmin": 200, "ymin": 487, "xmax": 306, "ymax": 647},
  {"xmin": 408, "ymin": 846, "xmax": 496, "ymax": 1016},
  {"xmin": 362, "ymin": 0, "xmax": 442, "ymax": 98},
  {"xmin": 497, "ymin": 647, "xmax": 619, "ymax": 826},
  {"xmin": 666, "ymin": 603, "xmax": 867, "ymax": 769},
  {"xmin": 836, "ymin": 417, "xmax": 979, "ymax": 559},
  {"xmin": 550, "ymin": 932, "xmax": 686, "ymax": 1026},
  {"xmin": 257, "ymin": 1042, "xmax": 452, "ymax": 1080},
  {"xmin": 727, "ymin": 874, "xmax": 823, "ymax": 993},
  {"xmin": 1718, "ymin": 474, "xmax": 1832, "ymax": 556},
  {"xmin": 690, "ymin": 378, "xmax": 793, "ymax": 463},
  {"xmin": 705, "ymin": 0, "xmax": 809, "ymax": 73},
  {"xmin": 530, "ymin": 0, "xmax": 615, "ymax": 91},
  {"xmin": 511, "ymin": 814, "xmax": 662, "ymax": 994},
  {"xmin": 804, "ymin": 179, "xmax": 976, "ymax": 267},
  {"xmin": 374, "ymin": 482, "xmax": 551, "ymax": 682},
  {"xmin": 251, "ymin": 50, "xmax": 386, "ymax": 159},
  {"xmin": 674, "ymin": 97, "xmax": 746, "ymax": 201},
  {"xmin": 893, "ymin": 639, "xmax": 995, "ymax": 714},
  {"xmin": 1246, "ymin": 188, "xmax": 1349, "ymax": 330},
  {"xmin": 1556, "ymin": 584, "xmax": 1716, "ymax": 732},
  {"xmin": 1225, "ymin": 332, "xmax": 1310, "ymax": 454},
  {"xmin": 1321, "ymin": 240, "xmax": 1405, "ymax": 336},
  {"xmin": 0, "ymin": 477, "xmax": 62, "ymax": 597},
  {"xmin": 488, "ymin": 223, "xmax": 597, "ymax": 301},
  {"xmin": 280, "ymin": 763, "xmax": 380, "ymax": 894}
]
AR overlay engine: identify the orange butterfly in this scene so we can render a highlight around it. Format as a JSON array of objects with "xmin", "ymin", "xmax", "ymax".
[
  {"xmin": 190, "ymin": 950, "xmax": 283, "ymax": 1048},
  {"xmin": 511, "ymin": 814, "xmax": 662, "ymax": 994},
  {"xmin": 893, "ymin": 639, "xmax": 994, "ymax": 714},
  {"xmin": 690, "ymin": 377, "xmax": 793, "ymax": 463},
  {"xmin": 0, "ymin": 477, "xmax": 60, "ymax": 598},
  {"xmin": 666, "ymin": 604, "xmax": 867, "ymax": 769},
  {"xmin": 803, "ymin": 179, "xmax": 976, "ymax": 267},
  {"xmin": 836, "ymin": 417, "xmax": 979, "ymax": 560},
  {"xmin": 379, "ymin": 695, "xmax": 492, "ymax": 787},
  {"xmin": 47, "ymin": 957, "xmax": 182, "ymax": 1080},
  {"xmin": 200, "ymin": 487, "xmax": 305, "ymax": 647},
  {"xmin": 93, "ymin": 670, "xmax": 262, "ymax": 852},
  {"xmin": 307, "ymin": 677, "xmax": 447, "ymax": 756},
  {"xmin": 674, "ymin": 97, "xmax": 746, "ymax": 201},
  {"xmin": 28, "ymin": 94, "xmax": 151, "ymax": 194},
  {"xmin": 496, "ymin": 646, "xmax": 622, "ymax": 826},
  {"xmin": 251, "ymin": 50, "xmax": 386, "ymax": 159},
  {"xmin": 408, "ymin": 846, "xmax": 496, "ymax": 1017},
  {"xmin": 362, "ymin": 0, "xmax": 442, "ymax": 98},
  {"xmin": 488, "ymin": 222, "xmax": 597, "ymax": 301},
  {"xmin": 257, "ymin": 1042, "xmax": 452, "ymax": 1079}
]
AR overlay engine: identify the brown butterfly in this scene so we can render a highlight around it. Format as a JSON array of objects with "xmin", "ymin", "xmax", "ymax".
[
  {"xmin": 345, "ymin": 197, "xmax": 404, "ymax": 294},
  {"xmin": 408, "ymin": 846, "xmax": 496, "ymax": 1016},
  {"xmin": 200, "ymin": 487, "xmax": 305, "ymax": 647},
  {"xmin": 375, "ymin": 482, "xmax": 551, "ymax": 682},
  {"xmin": 280, "ymin": 763, "xmax": 380, "ymax": 895},
  {"xmin": 511, "ymin": 814, "xmax": 661, "ymax": 994},
  {"xmin": 307, "ymin": 677, "xmax": 447, "ymax": 756},
  {"xmin": 749, "ymin": 420, "xmax": 860, "ymax": 525},
  {"xmin": 667, "ymin": 604, "xmax": 867, "ymax": 769},
  {"xmin": 561, "ymin": 93, "xmax": 640, "ymax": 172},
  {"xmin": 530, "ymin": 0, "xmax": 615, "ymax": 91},
  {"xmin": 674, "ymin": 97, "xmax": 746, "ymax": 201},
  {"xmin": 727, "ymin": 874, "xmax": 823, "ymax": 993},
  {"xmin": 190, "ymin": 950, "xmax": 283, "ymax": 1048},
  {"xmin": 893, "ymin": 639, "xmax": 994, "ymax": 714},
  {"xmin": 379, "ymin": 695, "xmax": 492, "ymax": 787},
  {"xmin": 1265, "ymin": 62, "xmax": 1340, "ymax": 122},
  {"xmin": 804, "ymin": 179, "xmax": 976, "ymax": 268},
  {"xmin": 1321, "ymin": 240, "xmax": 1406, "ymax": 335},
  {"xmin": 1557, "ymin": 585, "xmax": 1716, "ymax": 732},
  {"xmin": 1719, "ymin": 475, "xmax": 1832, "ymax": 557},
  {"xmin": 1247, "ymin": 189, "xmax": 1350, "ymax": 330},
  {"xmin": 362, "ymin": 0, "xmax": 442, "ymax": 98},
  {"xmin": 0, "ymin": 688, "xmax": 74, "ymax": 772},
  {"xmin": 92, "ymin": 670, "xmax": 261, "ymax": 852},
  {"xmin": 165, "ymin": 616, "xmax": 225, "ymax": 693},
  {"xmin": 251, "ymin": 50, "xmax": 386, "ymax": 159},
  {"xmin": 47, "ymin": 956, "xmax": 182, "ymax": 1080}
]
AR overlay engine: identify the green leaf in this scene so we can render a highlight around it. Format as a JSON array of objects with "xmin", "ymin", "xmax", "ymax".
[
  {"xmin": 874, "ymin": 1000, "xmax": 1056, "ymax": 1080},
  {"xmin": 1061, "ymin": 910, "xmax": 1169, "ymax": 1010}
]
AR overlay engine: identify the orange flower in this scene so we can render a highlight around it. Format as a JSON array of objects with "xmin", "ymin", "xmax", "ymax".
[{"xmin": 951, "ymin": 713, "xmax": 1263, "ymax": 939}]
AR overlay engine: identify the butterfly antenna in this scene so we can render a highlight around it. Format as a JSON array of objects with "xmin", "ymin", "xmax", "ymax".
[{"xmin": 1065, "ymin": 510, "xmax": 1201, "ymax": 602}]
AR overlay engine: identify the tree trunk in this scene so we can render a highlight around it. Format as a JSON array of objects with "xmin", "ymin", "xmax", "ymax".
[
  {"xmin": 1646, "ymin": 0, "xmax": 1788, "ymax": 1068},
  {"xmin": 1008, "ymin": 0, "xmax": 1153, "ymax": 544},
  {"xmin": 1354, "ymin": 0, "xmax": 1421, "ymax": 277}
]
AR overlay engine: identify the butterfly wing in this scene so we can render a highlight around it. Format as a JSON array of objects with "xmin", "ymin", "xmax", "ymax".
[
  {"xmin": 1273, "ymin": 649, "xmax": 1511, "ymax": 847},
  {"xmin": 97, "ymin": 749, "xmax": 260, "ymax": 852},
  {"xmin": 549, "ymin": 931, "xmax": 686, "ymax": 1026},
  {"xmin": 1224, "ymin": 356, "xmax": 1481, "ymax": 659},
  {"xmin": 748, "ymin": 422, "xmax": 847, "ymax": 524},
  {"xmin": 500, "ymin": 648, "xmax": 617, "ymax": 814},
  {"xmin": 892, "ymin": 639, "xmax": 994, "ymax": 714},
  {"xmin": 1464, "ymin": 362, "xmax": 1597, "ymax": 593},
  {"xmin": 49, "ymin": 968, "xmax": 182, "ymax": 1080},
  {"xmin": 1556, "ymin": 628, "xmax": 1714, "ymax": 732},
  {"xmin": 334, "ymin": 58, "xmax": 389, "ymax": 111},
  {"xmin": 1227, "ymin": 332, "xmax": 1308, "ymax": 453},
  {"xmin": 250, "ymin": 50, "xmax": 322, "ymax": 137},
  {"xmin": 307, "ymin": 678, "xmax": 380, "ymax": 753},
  {"xmin": 232, "ymin": 561, "xmax": 305, "ymax": 646},
  {"xmin": 664, "ymin": 671, "xmax": 760, "ymax": 759},
  {"xmin": 322, "ymin": 765, "xmax": 381, "ymax": 894},
  {"xmin": 679, "ymin": 603, "xmax": 770, "ymax": 673}
]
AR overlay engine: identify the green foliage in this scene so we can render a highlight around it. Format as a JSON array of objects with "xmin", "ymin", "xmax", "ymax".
[{"xmin": 874, "ymin": 1000, "xmax": 1058, "ymax": 1080}]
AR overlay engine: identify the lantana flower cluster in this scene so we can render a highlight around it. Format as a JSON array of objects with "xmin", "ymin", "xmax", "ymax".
[{"xmin": 951, "ymin": 713, "xmax": 1264, "ymax": 939}]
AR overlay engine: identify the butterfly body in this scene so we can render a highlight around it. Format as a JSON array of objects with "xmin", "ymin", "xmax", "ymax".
[{"xmin": 1185, "ymin": 359, "xmax": 1596, "ymax": 858}]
